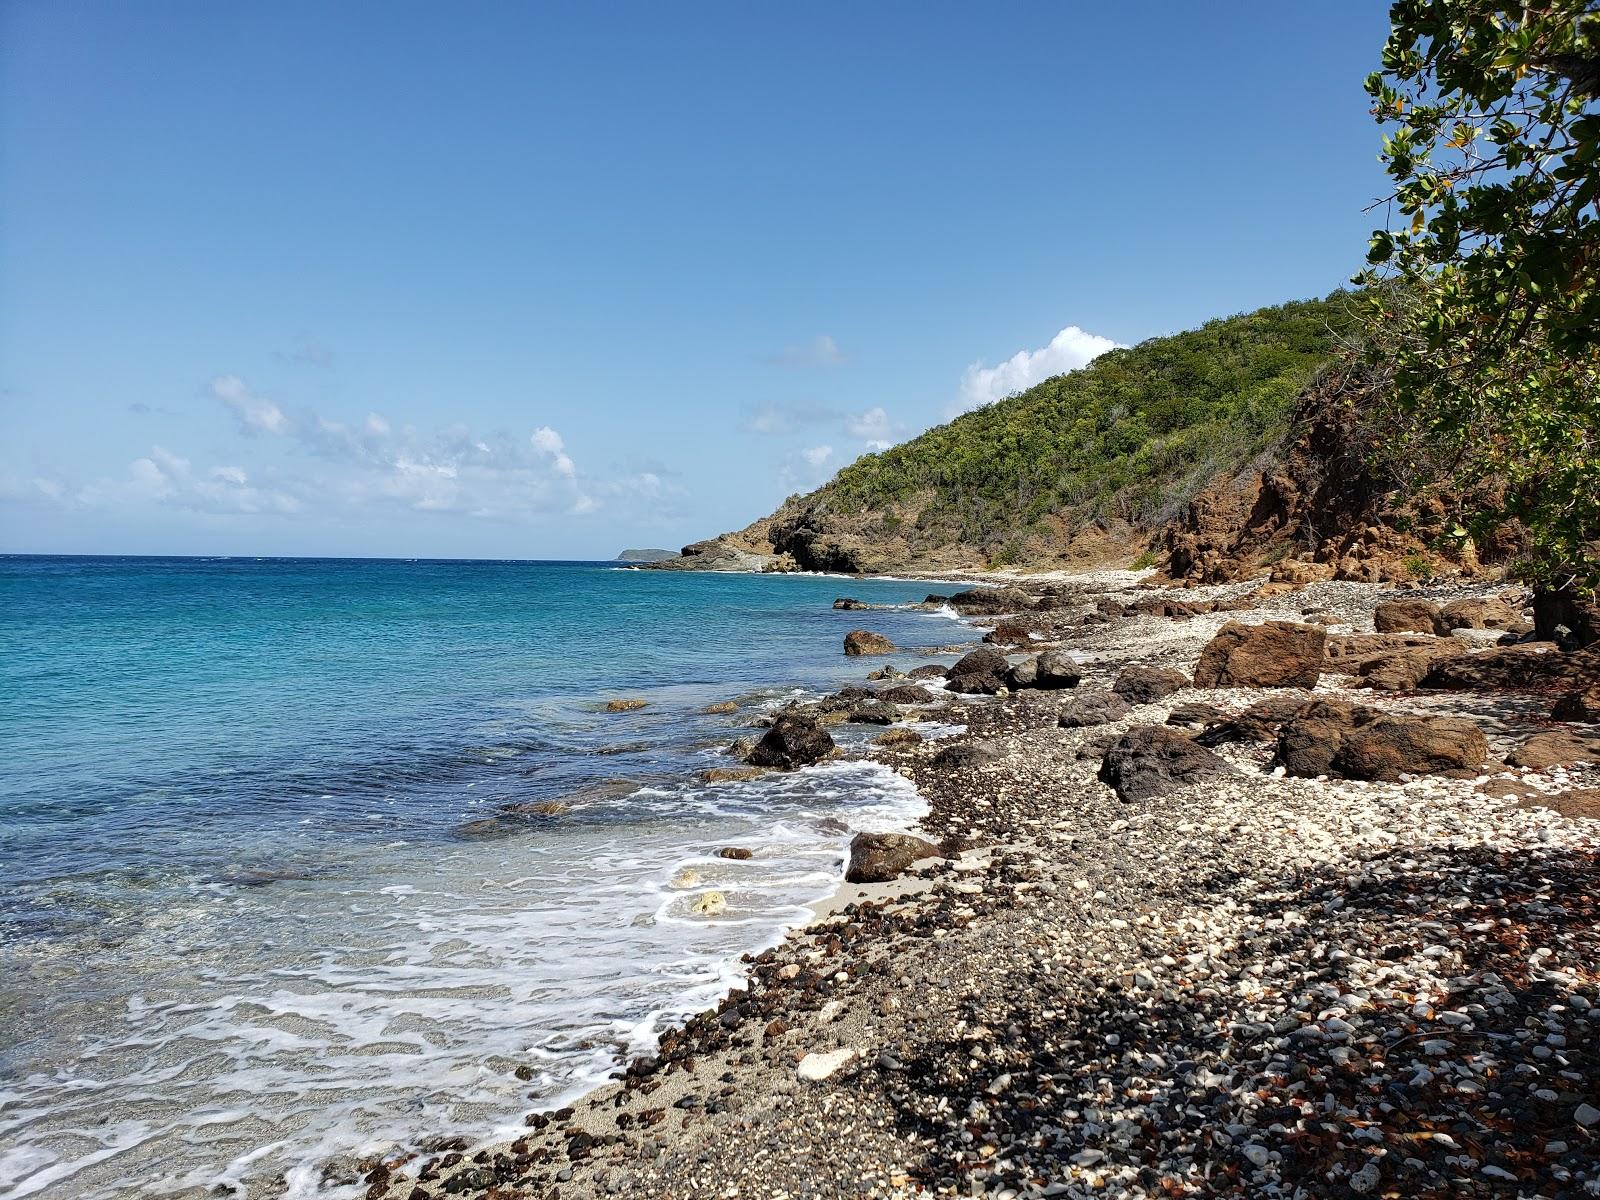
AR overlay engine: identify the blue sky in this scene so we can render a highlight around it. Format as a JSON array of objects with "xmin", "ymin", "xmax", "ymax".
[{"xmin": 0, "ymin": 1, "xmax": 1391, "ymax": 559}]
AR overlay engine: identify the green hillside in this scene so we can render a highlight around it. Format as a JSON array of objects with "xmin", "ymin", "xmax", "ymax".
[{"xmin": 807, "ymin": 292, "xmax": 1357, "ymax": 559}]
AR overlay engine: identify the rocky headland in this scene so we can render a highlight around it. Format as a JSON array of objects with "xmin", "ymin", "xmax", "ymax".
[{"xmin": 347, "ymin": 566, "xmax": 1600, "ymax": 1200}]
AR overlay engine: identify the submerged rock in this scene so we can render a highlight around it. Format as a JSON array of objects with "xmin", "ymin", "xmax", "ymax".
[
  {"xmin": 604, "ymin": 698, "xmax": 649, "ymax": 712},
  {"xmin": 843, "ymin": 629, "xmax": 896, "ymax": 656},
  {"xmin": 844, "ymin": 832, "xmax": 943, "ymax": 883},
  {"xmin": 689, "ymin": 891, "xmax": 727, "ymax": 916}
]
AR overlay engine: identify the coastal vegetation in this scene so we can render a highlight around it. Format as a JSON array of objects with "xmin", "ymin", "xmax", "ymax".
[
  {"xmin": 795, "ymin": 294, "xmax": 1355, "ymax": 558},
  {"xmin": 1359, "ymin": 0, "xmax": 1600, "ymax": 590}
]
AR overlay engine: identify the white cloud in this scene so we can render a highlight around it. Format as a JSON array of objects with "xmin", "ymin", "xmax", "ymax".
[
  {"xmin": 531, "ymin": 426, "xmax": 576, "ymax": 477},
  {"xmin": 956, "ymin": 325, "xmax": 1120, "ymax": 413},
  {"xmin": 767, "ymin": 334, "xmax": 846, "ymax": 368},
  {"xmin": 863, "ymin": 439, "xmax": 892, "ymax": 452},
  {"xmin": 88, "ymin": 444, "xmax": 301, "ymax": 514},
  {"xmin": 801, "ymin": 444, "xmax": 833, "ymax": 466},
  {"xmin": 845, "ymin": 407, "xmax": 889, "ymax": 440},
  {"xmin": 212, "ymin": 375, "xmax": 290, "ymax": 435}
]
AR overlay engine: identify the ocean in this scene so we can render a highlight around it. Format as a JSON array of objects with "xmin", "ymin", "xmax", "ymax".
[{"xmin": 0, "ymin": 556, "xmax": 965, "ymax": 1199}]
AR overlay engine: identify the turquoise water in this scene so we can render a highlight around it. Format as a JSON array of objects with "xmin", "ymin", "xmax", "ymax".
[{"xmin": 0, "ymin": 556, "xmax": 965, "ymax": 1199}]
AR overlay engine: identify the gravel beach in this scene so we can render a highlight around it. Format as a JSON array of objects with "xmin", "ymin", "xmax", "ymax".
[{"xmin": 351, "ymin": 571, "xmax": 1600, "ymax": 1200}]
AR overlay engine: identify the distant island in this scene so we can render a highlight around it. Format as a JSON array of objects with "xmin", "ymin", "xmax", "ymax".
[{"xmin": 613, "ymin": 548, "xmax": 677, "ymax": 563}]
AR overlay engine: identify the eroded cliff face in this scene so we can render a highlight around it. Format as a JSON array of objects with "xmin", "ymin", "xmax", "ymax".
[{"xmin": 1157, "ymin": 364, "xmax": 1522, "ymax": 586}]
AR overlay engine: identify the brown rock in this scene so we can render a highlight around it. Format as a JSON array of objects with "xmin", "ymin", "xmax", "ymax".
[
  {"xmin": 844, "ymin": 832, "xmax": 943, "ymax": 883},
  {"xmin": 873, "ymin": 728, "xmax": 924, "ymax": 748},
  {"xmin": 1195, "ymin": 696, "xmax": 1314, "ymax": 745},
  {"xmin": 1518, "ymin": 787, "xmax": 1600, "ymax": 819},
  {"xmin": 946, "ymin": 587, "xmax": 1034, "ymax": 614},
  {"xmin": 702, "ymin": 700, "xmax": 739, "ymax": 715},
  {"xmin": 1373, "ymin": 598, "xmax": 1446, "ymax": 635},
  {"xmin": 1273, "ymin": 701, "xmax": 1379, "ymax": 777},
  {"xmin": 879, "ymin": 683, "xmax": 936, "ymax": 704},
  {"xmin": 907, "ymin": 664, "xmax": 948, "ymax": 679},
  {"xmin": 982, "ymin": 620, "xmax": 1036, "ymax": 645},
  {"xmin": 1111, "ymin": 666, "xmax": 1190, "ymax": 705},
  {"xmin": 605, "ymin": 698, "xmax": 648, "ymax": 712},
  {"xmin": 716, "ymin": 847, "xmax": 753, "ymax": 860},
  {"xmin": 1421, "ymin": 644, "xmax": 1570, "ymax": 690},
  {"xmin": 843, "ymin": 630, "xmax": 896, "ymax": 656},
  {"xmin": 1334, "ymin": 715, "xmax": 1488, "ymax": 781},
  {"xmin": 1534, "ymin": 587, "xmax": 1600, "ymax": 648},
  {"xmin": 1193, "ymin": 621, "xmax": 1326, "ymax": 689},
  {"xmin": 1355, "ymin": 642, "xmax": 1466, "ymax": 691},
  {"xmin": 1440, "ymin": 596, "xmax": 1525, "ymax": 631},
  {"xmin": 1506, "ymin": 731, "xmax": 1600, "ymax": 770},
  {"xmin": 701, "ymin": 767, "xmax": 766, "ymax": 784}
]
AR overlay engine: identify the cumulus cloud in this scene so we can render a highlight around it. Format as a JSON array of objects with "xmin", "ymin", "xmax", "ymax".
[
  {"xmin": 801, "ymin": 444, "xmax": 833, "ymax": 466},
  {"xmin": 766, "ymin": 334, "xmax": 846, "ymax": 369},
  {"xmin": 956, "ymin": 325, "xmax": 1120, "ymax": 413},
  {"xmin": 78, "ymin": 445, "xmax": 302, "ymax": 514},
  {"xmin": 212, "ymin": 375, "xmax": 291, "ymax": 435},
  {"xmin": 531, "ymin": 426, "xmax": 576, "ymax": 477}
]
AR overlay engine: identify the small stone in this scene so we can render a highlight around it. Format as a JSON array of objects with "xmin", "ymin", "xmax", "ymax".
[{"xmin": 797, "ymin": 1049, "xmax": 855, "ymax": 1081}]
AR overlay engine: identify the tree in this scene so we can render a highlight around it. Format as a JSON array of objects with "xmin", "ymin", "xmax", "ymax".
[{"xmin": 1360, "ymin": 0, "xmax": 1600, "ymax": 591}]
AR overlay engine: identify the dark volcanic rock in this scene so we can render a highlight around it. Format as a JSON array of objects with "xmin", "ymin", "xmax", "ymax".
[
  {"xmin": 844, "ymin": 832, "xmax": 943, "ymax": 883},
  {"xmin": 1553, "ymin": 686, "xmax": 1600, "ymax": 723},
  {"xmin": 843, "ymin": 629, "xmax": 896, "ymax": 656},
  {"xmin": 983, "ymin": 620, "xmax": 1037, "ymax": 646},
  {"xmin": 907, "ymin": 664, "xmax": 948, "ymax": 680},
  {"xmin": 1097, "ymin": 726, "xmax": 1236, "ymax": 801},
  {"xmin": 1535, "ymin": 587, "xmax": 1600, "ymax": 648},
  {"xmin": 946, "ymin": 648, "xmax": 1011, "ymax": 695},
  {"xmin": 878, "ymin": 683, "xmax": 935, "ymax": 705},
  {"xmin": 1056, "ymin": 689, "xmax": 1132, "ymax": 728},
  {"xmin": 1196, "ymin": 696, "xmax": 1315, "ymax": 746},
  {"xmin": 844, "ymin": 699, "xmax": 901, "ymax": 725},
  {"xmin": 1166, "ymin": 701, "xmax": 1227, "ymax": 729},
  {"xmin": 1111, "ymin": 666, "xmax": 1189, "ymax": 705},
  {"xmin": 1273, "ymin": 701, "xmax": 1379, "ymax": 777},
  {"xmin": 1193, "ymin": 620, "xmax": 1326, "ymax": 688},
  {"xmin": 1032, "ymin": 650, "xmax": 1082, "ymax": 690},
  {"xmin": 1420, "ymin": 644, "xmax": 1571, "ymax": 690},
  {"xmin": 946, "ymin": 587, "xmax": 1033, "ymax": 614},
  {"xmin": 746, "ymin": 712, "xmax": 835, "ymax": 769}
]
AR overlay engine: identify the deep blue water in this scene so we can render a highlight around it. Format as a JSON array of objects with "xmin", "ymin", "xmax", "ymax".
[{"xmin": 0, "ymin": 555, "xmax": 966, "ymax": 1199}]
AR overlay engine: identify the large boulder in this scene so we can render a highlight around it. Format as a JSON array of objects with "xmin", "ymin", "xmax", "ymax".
[
  {"xmin": 1193, "ymin": 621, "xmax": 1326, "ymax": 689},
  {"xmin": 1273, "ymin": 701, "xmax": 1379, "ymax": 776},
  {"xmin": 1507, "ymin": 731, "xmax": 1600, "ymax": 770},
  {"xmin": 1338, "ymin": 716, "xmax": 1488, "ymax": 781},
  {"xmin": 1373, "ymin": 598, "xmax": 1446, "ymax": 635},
  {"xmin": 1421, "ymin": 644, "xmax": 1575, "ymax": 691},
  {"xmin": 1032, "ymin": 649, "xmax": 1082, "ymax": 690},
  {"xmin": 746, "ymin": 712, "xmax": 835, "ymax": 769},
  {"xmin": 1097, "ymin": 726, "xmax": 1237, "ymax": 801},
  {"xmin": 845, "ymin": 832, "xmax": 944, "ymax": 883},
  {"xmin": 879, "ymin": 683, "xmax": 935, "ymax": 705},
  {"xmin": 1111, "ymin": 666, "xmax": 1189, "ymax": 705},
  {"xmin": 1057, "ymin": 689, "xmax": 1132, "ymax": 728},
  {"xmin": 844, "ymin": 699, "xmax": 901, "ymax": 725},
  {"xmin": 844, "ymin": 629, "xmax": 896, "ymax": 656},
  {"xmin": 1440, "ymin": 596, "xmax": 1527, "ymax": 632},
  {"xmin": 1354, "ymin": 642, "xmax": 1467, "ymax": 691},
  {"xmin": 945, "ymin": 647, "xmax": 1011, "ymax": 695}
]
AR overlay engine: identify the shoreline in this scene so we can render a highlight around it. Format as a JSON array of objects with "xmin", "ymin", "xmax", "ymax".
[{"xmin": 331, "ymin": 568, "xmax": 1600, "ymax": 1199}]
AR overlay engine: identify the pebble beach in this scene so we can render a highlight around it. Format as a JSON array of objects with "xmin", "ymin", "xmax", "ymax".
[{"xmin": 343, "ymin": 570, "xmax": 1600, "ymax": 1200}]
